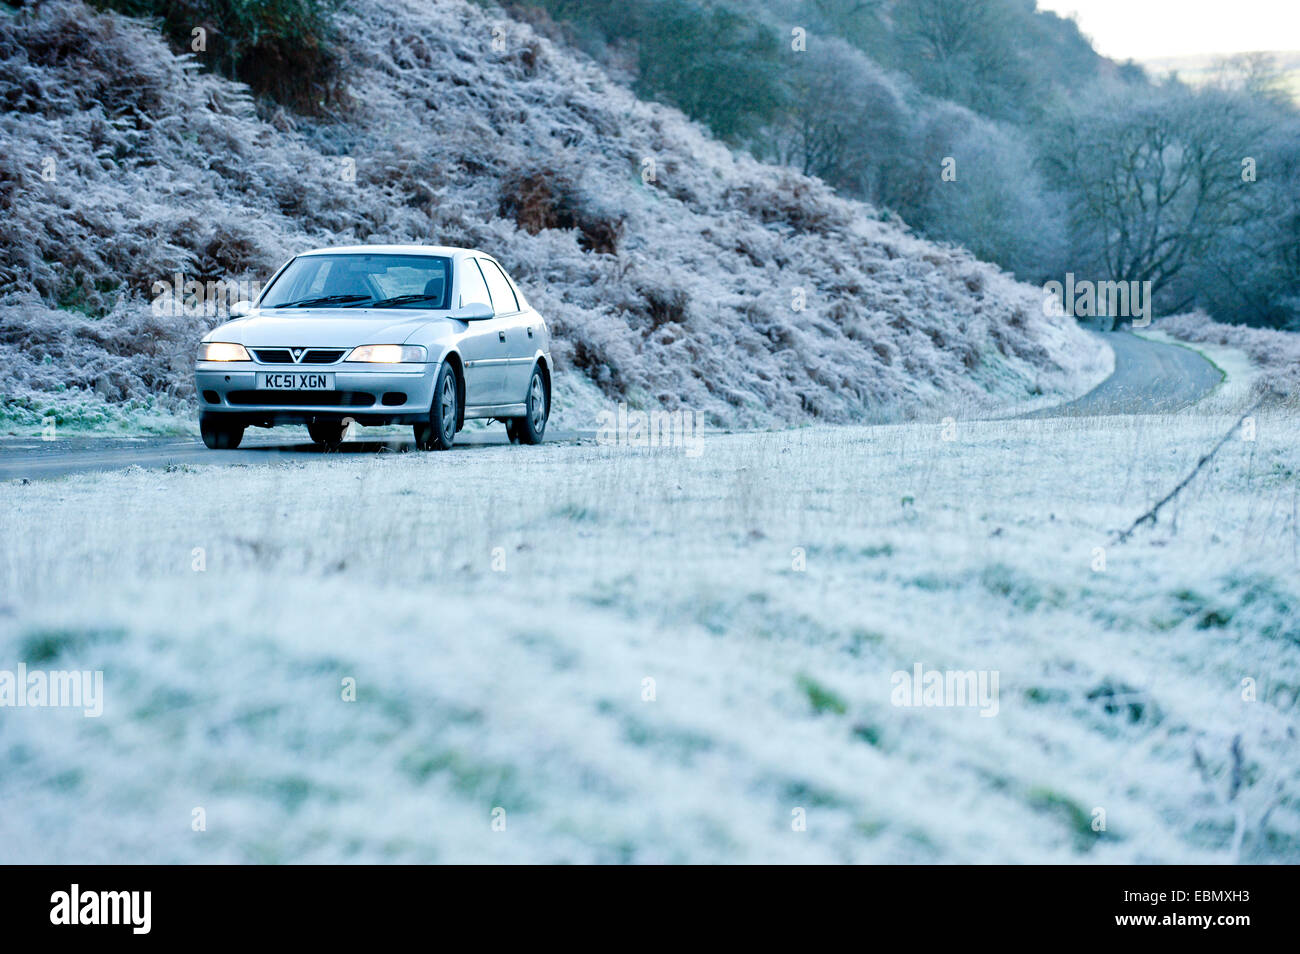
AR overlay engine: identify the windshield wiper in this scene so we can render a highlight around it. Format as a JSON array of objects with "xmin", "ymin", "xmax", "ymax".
[
  {"xmin": 278, "ymin": 294, "xmax": 373, "ymax": 308},
  {"xmin": 366, "ymin": 294, "xmax": 444, "ymax": 309}
]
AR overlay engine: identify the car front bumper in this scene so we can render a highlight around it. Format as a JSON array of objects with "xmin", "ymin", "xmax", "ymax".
[{"xmin": 195, "ymin": 361, "xmax": 437, "ymax": 426}]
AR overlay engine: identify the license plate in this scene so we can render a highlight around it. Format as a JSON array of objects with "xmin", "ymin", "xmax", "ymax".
[{"xmin": 257, "ymin": 372, "xmax": 334, "ymax": 390}]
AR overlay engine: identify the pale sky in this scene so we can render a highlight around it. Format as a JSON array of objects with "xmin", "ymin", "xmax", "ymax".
[{"xmin": 1035, "ymin": 0, "xmax": 1297, "ymax": 61}]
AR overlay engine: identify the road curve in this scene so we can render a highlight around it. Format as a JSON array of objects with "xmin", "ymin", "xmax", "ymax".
[{"xmin": 1023, "ymin": 331, "xmax": 1223, "ymax": 419}]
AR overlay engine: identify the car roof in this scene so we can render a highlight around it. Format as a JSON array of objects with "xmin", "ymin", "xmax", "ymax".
[{"xmin": 296, "ymin": 244, "xmax": 488, "ymax": 260}]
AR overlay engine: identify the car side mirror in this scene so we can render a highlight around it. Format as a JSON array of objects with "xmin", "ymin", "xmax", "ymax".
[
  {"xmin": 229, "ymin": 300, "xmax": 254, "ymax": 319},
  {"xmin": 454, "ymin": 302, "xmax": 494, "ymax": 321}
]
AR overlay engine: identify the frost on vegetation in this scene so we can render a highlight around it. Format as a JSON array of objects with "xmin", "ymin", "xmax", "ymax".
[
  {"xmin": 1160, "ymin": 312, "xmax": 1300, "ymax": 407},
  {"xmin": 0, "ymin": 0, "xmax": 1108, "ymax": 431},
  {"xmin": 1, "ymin": 415, "xmax": 1298, "ymax": 861}
]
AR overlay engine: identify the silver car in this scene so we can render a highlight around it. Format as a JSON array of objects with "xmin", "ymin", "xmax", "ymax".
[{"xmin": 194, "ymin": 245, "xmax": 551, "ymax": 450}]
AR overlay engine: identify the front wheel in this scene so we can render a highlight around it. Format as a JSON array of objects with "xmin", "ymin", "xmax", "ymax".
[
  {"xmin": 200, "ymin": 415, "xmax": 244, "ymax": 450},
  {"xmin": 413, "ymin": 362, "xmax": 458, "ymax": 451},
  {"xmin": 505, "ymin": 367, "xmax": 548, "ymax": 445}
]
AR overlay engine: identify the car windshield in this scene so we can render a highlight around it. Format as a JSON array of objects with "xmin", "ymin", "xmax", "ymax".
[{"xmin": 260, "ymin": 253, "xmax": 453, "ymax": 310}]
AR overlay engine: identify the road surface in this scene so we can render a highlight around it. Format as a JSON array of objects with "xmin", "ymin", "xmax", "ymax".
[
  {"xmin": 0, "ymin": 427, "xmax": 593, "ymax": 482},
  {"xmin": 1023, "ymin": 331, "xmax": 1222, "ymax": 418},
  {"xmin": 1, "ymin": 334, "xmax": 1223, "ymax": 481}
]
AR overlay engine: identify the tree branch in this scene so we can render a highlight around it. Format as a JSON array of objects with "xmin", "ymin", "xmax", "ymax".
[{"xmin": 1112, "ymin": 399, "xmax": 1266, "ymax": 544}]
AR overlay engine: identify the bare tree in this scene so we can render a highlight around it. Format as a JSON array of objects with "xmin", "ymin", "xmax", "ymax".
[
  {"xmin": 892, "ymin": 0, "xmax": 1037, "ymax": 120},
  {"xmin": 900, "ymin": 0, "xmax": 987, "ymax": 64},
  {"xmin": 1211, "ymin": 53, "xmax": 1293, "ymax": 107},
  {"xmin": 1043, "ymin": 86, "xmax": 1265, "ymax": 311},
  {"xmin": 764, "ymin": 39, "xmax": 908, "ymax": 202}
]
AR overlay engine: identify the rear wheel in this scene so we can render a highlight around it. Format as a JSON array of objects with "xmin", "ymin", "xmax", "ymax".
[
  {"xmin": 200, "ymin": 415, "xmax": 244, "ymax": 450},
  {"xmin": 307, "ymin": 420, "xmax": 347, "ymax": 449},
  {"xmin": 505, "ymin": 367, "xmax": 547, "ymax": 445},
  {"xmin": 414, "ymin": 362, "xmax": 458, "ymax": 451}
]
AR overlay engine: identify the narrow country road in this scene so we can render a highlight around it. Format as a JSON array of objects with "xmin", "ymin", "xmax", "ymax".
[
  {"xmin": 1, "ymin": 333, "xmax": 1224, "ymax": 481},
  {"xmin": 1023, "ymin": 331, "xmax": 1223, "ymax": 418},
  {"xmin": 0, "ymin": 427, "xmax": 592, "ymax": 482}
]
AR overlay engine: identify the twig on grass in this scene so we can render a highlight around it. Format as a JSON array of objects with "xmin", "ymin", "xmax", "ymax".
[{"xmin": 1112, "ymin": 399, "xmax": 1266, "ymax": 544}]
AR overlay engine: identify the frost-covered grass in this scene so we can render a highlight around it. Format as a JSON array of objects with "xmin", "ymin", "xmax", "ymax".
[
  {"xmin": 2, "ymin": 413, "xmax": 1297, "ymax": 863},
  {"xmin": 0, "ymin": 386, "xmax": 192, "ymax": 437},
  {"xmin": 1, "ymin": 0, "xmax": 1107, "ymax": 429},
  {"xmin": 1159, "ymin": 313, "xmax": 1300, "ymax": 407}
]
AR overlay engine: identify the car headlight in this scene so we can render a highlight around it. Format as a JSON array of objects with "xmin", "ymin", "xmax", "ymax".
[
  {"xmin": 347, "ymin": 345, "xmax": 427, "ymax": 363},
  {"xmin": 199, "ymin": 342, "xmax": 251, "ymax": 362}
]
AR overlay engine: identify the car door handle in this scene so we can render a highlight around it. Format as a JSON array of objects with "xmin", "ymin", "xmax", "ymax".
[
  {"xmin": 527, "ymin": 326, "xmax": 533, "ymax": 338},
  {"xmin": 498, "ymin": 330, "xmax": 506, "ymax": 342}
]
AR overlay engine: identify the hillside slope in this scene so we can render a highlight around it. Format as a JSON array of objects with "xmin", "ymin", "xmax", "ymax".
[{"xmin": 0, "ymin": 0, "xmax": 1108, "ymax": 431}]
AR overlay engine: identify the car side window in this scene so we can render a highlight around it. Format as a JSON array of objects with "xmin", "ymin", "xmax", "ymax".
[
  {"xmin": 458, "ymin": 258, "xmax": 493, "ymax": 310},
  {"xmin": 479, "ymin": 259, "xmax": 520, "ymax": 314},
  {"xmin": 502, "ymin": 269, "xmax": 527, "ymax": 310}
]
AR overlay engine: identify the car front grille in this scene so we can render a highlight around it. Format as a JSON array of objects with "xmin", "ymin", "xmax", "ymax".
[
  {"xmin": 227, "ymin": 390, "xmax": 376, "ymax": 407},
  {"xmin": 252, "ymin": 349, "xmax": 293, "ymax": 363},
  {"xmin": 252, "ymin": 348, "xmax": 346, "ymax": 364},
  {"xmin": 301, "ymin": 349, "xmax": 346, "ymax": 364}
]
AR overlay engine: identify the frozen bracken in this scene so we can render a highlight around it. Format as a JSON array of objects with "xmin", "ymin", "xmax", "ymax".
[{"xmin": 0, "ymin": 0, "xmax": 1108, "ymax": 432}]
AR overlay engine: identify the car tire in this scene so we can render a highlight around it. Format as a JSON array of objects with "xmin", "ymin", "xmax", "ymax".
[
  {"xmin": 414, "ymin": 361, "xmax": 458, "ymax": 451},
  {"xmin": 200, "ymin": 415, "xmax": 244, "ymax": 450},
  {"xmin": 308, "ymin": 421, "xmax": 347, "ymax": 449},
  {"xmin": 506, "ymin": 366, "xmax": 547, "ymax": 445}
]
